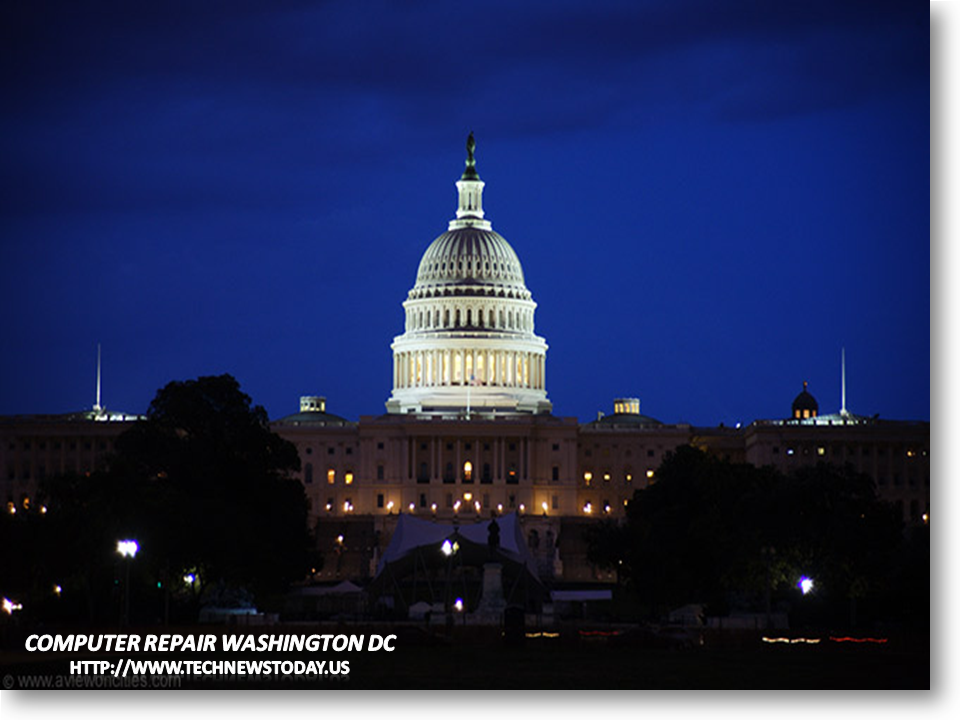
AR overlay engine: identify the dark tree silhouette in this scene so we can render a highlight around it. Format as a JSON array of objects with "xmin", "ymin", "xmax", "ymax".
[
  {"xmin": 587, "ymin": 445, "xmax": 907, "ymax": 626},
  {"xmin": 39, "ymin": 374, "xmax": 310, "ymax": 622}
]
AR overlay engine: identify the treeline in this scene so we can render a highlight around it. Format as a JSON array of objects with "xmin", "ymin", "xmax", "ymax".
[
  {"xmin": 1, "ymin": 375, "xmax": 314, "ymax": 626},
  {"xmin": 585, "ymin": 445, "xmax": 929, "ymax": 629}
]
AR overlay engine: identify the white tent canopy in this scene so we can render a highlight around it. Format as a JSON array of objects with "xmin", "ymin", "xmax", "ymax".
[{"xmin": 375, "ymin": 512, "xmax": 536, "ymax": 578}]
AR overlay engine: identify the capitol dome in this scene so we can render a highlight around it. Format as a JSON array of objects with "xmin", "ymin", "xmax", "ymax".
[{"xmin": 386, "ymin": 134, "xmax": 551, "ymax": 416}]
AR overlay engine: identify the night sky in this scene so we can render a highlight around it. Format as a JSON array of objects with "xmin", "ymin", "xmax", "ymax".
[{"xmin": 0, "ymin": 1, "xmax": 929, "ymax": 426}]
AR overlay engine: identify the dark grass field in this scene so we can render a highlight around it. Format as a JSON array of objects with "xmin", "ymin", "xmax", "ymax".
[
  {"xmin": 335, "ymin": 637, "xmax": 929, "ymax": 690},
  {"xmin": 1, "ymin": 625, "xmax": 929, "ymax": 690}
]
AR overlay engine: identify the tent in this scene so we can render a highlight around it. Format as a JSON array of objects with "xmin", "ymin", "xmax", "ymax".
[{"xmin": 370, "ymin": 512, "xmax": 546, "ymax": 614}]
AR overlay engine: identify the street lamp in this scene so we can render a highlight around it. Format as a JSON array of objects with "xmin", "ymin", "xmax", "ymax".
[{"xmin": 116, "ymin": 539, "xmax": 139, "ymax": 627}]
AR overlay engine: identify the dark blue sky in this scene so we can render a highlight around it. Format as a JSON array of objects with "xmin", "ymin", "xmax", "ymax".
[{"xmin": 0, "ymin": 0, "xmax": 929, "ymax": 425}]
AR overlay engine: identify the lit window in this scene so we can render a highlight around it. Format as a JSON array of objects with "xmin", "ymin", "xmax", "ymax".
[
  {"xmin": 646, "ymin": 469, "xmax": 654, "ymax": 479},
  {"xmin": 463, "ymin": 461, "xmax": 472, "ymax": 481},
  {"xmin": 327, "ymin": 469, "xmax": 335, "ymax": 484},
  {"xmin": 345, "ymin": 472, "xmax": 354, "ymax": 485},
  {"xmin": 603, "ymin": 473, "xmax": 610, "ymax": 481},
  {"xmin": 583, "ymin": 472, "xmax": 593, "ymax": 485},
  {"xmin": 463, "ymin": 492, "xmax": 473, "ymax": 501},
  {"xmin": 625, "ymin": 474, "xmax": 632, "ymax": 482},
  {"xmin": 817, "ymin": 447, "xmax": 825, "ymax": 456}
]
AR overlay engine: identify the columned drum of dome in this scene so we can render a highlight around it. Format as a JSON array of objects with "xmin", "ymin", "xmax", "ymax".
[{"xmin": 386, "ymin": 135, "xmax": 552, "ymax": 416}]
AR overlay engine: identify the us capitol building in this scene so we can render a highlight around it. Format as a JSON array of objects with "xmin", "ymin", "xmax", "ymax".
[{"xmin": 0, "ymin": 136, "xmax": 930, "ymax": 582}]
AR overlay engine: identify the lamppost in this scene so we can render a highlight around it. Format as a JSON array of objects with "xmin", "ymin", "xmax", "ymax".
[
  {"xmin": 760, "ymin": 546, "xmax": 776, "ymax": 630},
  {"xmin": 116, "ymin": 539, "xmax": 139, "ymax": 627}
]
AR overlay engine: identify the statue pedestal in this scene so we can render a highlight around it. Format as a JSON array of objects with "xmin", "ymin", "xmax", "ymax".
[{"xmin": 470, "ymin": 562, "xmax": 507, "ymax": 624}]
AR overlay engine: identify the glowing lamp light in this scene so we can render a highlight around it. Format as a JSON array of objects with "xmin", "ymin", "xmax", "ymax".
[
  {"xmin": 441, "ymin": 539, "xmax": 454, "ymax": 557},
  {"xmin": 386, "ymin": 501, "xmax": 395, "ymax": 512},
  {"xmin": 474, "ymin": 501, "xmax": 481, "ymax": 513},
  {"xmin": 798, "ymin": 576, "xmax": 814, "ymax": 595},
  {"xmin": 922, "ymin": 513, "xmax": 929, "ymax": 524},
  {"xmin": 325, "ymin": 502, "xmax": 333, "ymax": 511},
  {"xmin": 497, "ymin": 503, "xmax": 503, "ymax": 513},
  {"xmin": 183, "ymin": 573, "xmax": 196, "ymax": 586},
  {"xmin": 336, "ymin": 534, "xmax": 344, "ymax": 545},
  {"xmin": 53, "ymin": 585, "xmax": 62, "ymax": 596},
  {"xmin": 541, "ymin": 501, "xmax": 548, "ymax": 514},
  {"xmin": 431, "ymin": 503, "xmax": 438, "ymax": 513},
  {"xmin": 519, "ymin": 504, "xmax": 525, "ymax": 513},
  {"xmin": 40, "ymin": 505, "xmax": 48, "ymax": 514},
  {"xmin": 463, "ymin": 493, "xmax": 472, "ymax": 502},
  {"xmin": 453, "ymin": 500, "xmax": 461, "ymax": 512},
  {"xmin": 454, "ymin": 598, "xmax": 464, "ymax": 612},
  {"xmin": 583, "ymin": 503, "xmax": 593, "ymax": 514},
  {"xmin": 2, "ymin": 598, "xmax": 23, "ymax": 615},
  {"xmin": 603, "ymin": 504, "xmax": 611, "ymax": 514},
  {"xmin": 116, "ymin": 539, "xmax": 139, "ymax": 559},
  {"xmin": 408, "ymin": 503, "xmax": 415, "ymax": 512}
]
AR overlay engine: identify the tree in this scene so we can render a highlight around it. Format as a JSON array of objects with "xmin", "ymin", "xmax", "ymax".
[
  {"xmin": 42, "ymin": 374, "xmax": 310, "ymax": 621},
  {"xmin": 589, "ymin": 445, "xmax": 906, "ymax": 626}
]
